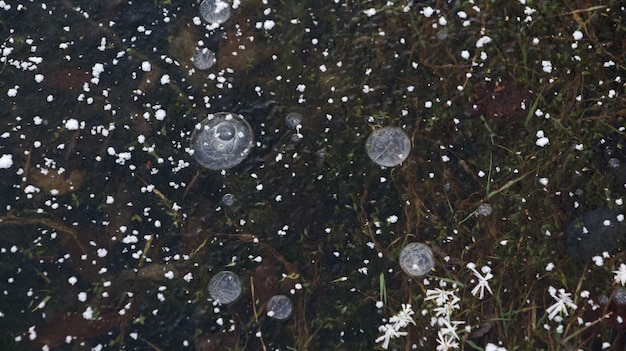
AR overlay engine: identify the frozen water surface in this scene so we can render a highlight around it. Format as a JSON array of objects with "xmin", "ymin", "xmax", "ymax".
[{"xmin": 0, "ymin": 0, "xmax": 625, "ymax": 350}]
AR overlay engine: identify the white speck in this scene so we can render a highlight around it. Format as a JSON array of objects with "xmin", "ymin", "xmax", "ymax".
[
  {"xmin": 34, "ymin": 74, "xmax": 44, "ymax": 83},
  {"xmin": 422, "ymin": 6, "xmax": 434, "ymax": 17},
  {"xmin": 541, "ymin": 60, "xmax": 552, "ymax": 73},
  {"xmin": 387, "ymin": 215, "xmax": 398, "ymax": 224},
  {"xmin": 78, "ymin": 292, "xmax": 87, "ymax": 302},
  {"xmin": 160, "ymin": 74, "xmax": 170, "ymax": 85},
  {"xmin": 164, "ymin": 271, "xmax": 174, "ymax": 279},
  {"xmin": 592, "ymin": 256, "xmax": 603, "ymax": 266},
  {"xmin": 574, "ymin": 144, "xmax": 584, "ymax": 151},
  {"xmin": 363, "ymin": 7, "xmax": 376, "ymax": 17},
  {"xmin": 97, "ymin": 248, "xmax": 108, "ymax": 257},
  {"xmin": 65, "ymin": 118, "xmax": 80, "ymax": 130},
  {"xmin": 536, "ymin": 130, "xmax": 549, "ymax": 147},
  {"xmin": 263, "ymin": 20, "xmax": 275, "ymax": 30},
  {"xmin": 0, "ymin": 154, "xmax": 13, "ymax": 169},
  {"xmin": 141, "ymin": 61, "xmax": 151, "ymax": 72},
  {"xmin": 539, "ymin": 178, "xmax": 549, "ymax": 186},
  {"xmin": 83, "ymin": 306, "xmax": 94, "ymax": 320},
  {"xmin": 477, "ymin": 170, "xmax": 485, "ymax": 177},
  {"xmin": 461, "ymin": 50, "xmax": 470, "ymax": 59},
  {"xmin": 546, "ymin": 262, "xmax": 554, "ymax": 271},
  {"xmin": 476, "ymin": 36, "xmax": 492, "ymax": 48},
  {"xmin": 7, "ymin": 86, "xmax": 18, "ymax": 97},
  {"xmin": 68, "ymin": 276, "xmax": 78, "ymax": 285},
  {"xmin": 572, "ymin": 30, "xmax": 583, "ymax": 40},
  {"xmin": 363, "ymin": 8, "xmax": 376, "ymax": 17},
  {"xmin": 155, "ymin": 109, "xmax": 166, "ymax": 121}
]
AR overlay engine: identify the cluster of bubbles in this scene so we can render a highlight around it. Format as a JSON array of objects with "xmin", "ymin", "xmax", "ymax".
[
  {"xmin": 207, "ymin": 271, "xmax": 294, "ymax": 320},
  {"xmin": 399, "ymin": 243, "xmax": 435, "ymax": 278},
  {"xmin": 190, "ymin": 111, "xmax": 414, "ymax": 170},
  {"xmin": 191, "ymin": 0, "xmax": 231, "ymax": 70}
]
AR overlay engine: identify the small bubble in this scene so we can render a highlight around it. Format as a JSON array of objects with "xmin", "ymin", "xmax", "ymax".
[
  {"xmin": 266, "ymin": 295, "xmax": 293, "ymax": 320},
  {"xmin": 285, "ymin": 113, "xmax": 302, "ymax": 129},
  {"xmin": 477, "ymin": 203, "xmax": 492, "ymax": 216},
  {"xmin": 222, "ymin": 193, "xmax": 236, "ymax": 206},
  {"xmin": 199, "ymin": 0, "xmax": 231, "ymax": 25}
]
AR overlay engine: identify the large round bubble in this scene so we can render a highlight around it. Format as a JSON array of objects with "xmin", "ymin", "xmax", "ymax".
[
  {"xmin": 199, "ymin": 0, "xmax": 231, "ymax": 25},
  {"xmin": 191, "ymin": 48, "xmax": 215, "ymax": 70},
  {"xmin": 365, "ymin": 127, "xmax": 411, "ymax": 167},
  {"xmin": 399, "ymin": 243, "xmax": 434, "ymax": 278},
  {"xmin": 208, "ymin": 271, "xmax": 242, "ymax": 304},
  {"xmin": 266, "ymin": 295, "xmax": 294, "ymax": 320},
  {"xmin": 190, "ymin": 112, "xmax": 254, "ymax": 170}
]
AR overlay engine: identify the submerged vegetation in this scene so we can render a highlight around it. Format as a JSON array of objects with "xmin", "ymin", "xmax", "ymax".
[{"xmin": 0, "ymin": 0, "xmax": 625, "ymax": 350}]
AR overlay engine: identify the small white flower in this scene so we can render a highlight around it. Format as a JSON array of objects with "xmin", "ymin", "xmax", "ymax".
[
  {"xmin": 438, "ymin": 318, "xmax": 464, "ymax": 341},
  {"xmin": 432, "ymin": 295, "xmax": 461, "ymax": 318},
  {"xmin": 614, "ymin": 263, "xmax": 626, "ymax": 285},
  {"xmin": 375, "ymin": 304, "xmax": 415, "ymax": 349},
  {"xmin": 436, "ymin": 330, "xmax": 460, "ymax": 350},
  {"xmin": 467, "ymin": 263, "xmax": 494, "ymax": 300},
  {"xmin": 425, "ymin": 288, "xmax": 457, "ymax": 306},
  {"xmin": 389, "ymin": 304, "xmax": 416, "ymax": 328},
  {"xmin": 546, "ymin": 286, "xmax": 578, "ymax": 320},
  {"xmin": 375, "ymin": 323, "xmax": 404, "ymax": 349}
]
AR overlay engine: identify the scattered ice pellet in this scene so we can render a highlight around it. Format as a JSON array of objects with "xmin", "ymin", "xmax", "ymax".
[
  {"xmin": 0, "ymin": 154, "xmax": 13, "ymax": 169},
  {"xmin": 363, "ymin": 8, "xmax": 376, "ymax": 17},
  {"xmin": 572, "ymin": 30, "xmax": 583, "ymax": 40},
  {"xmin": 65, "ymin": 118, "xmax": 80, "ymax": 130}
]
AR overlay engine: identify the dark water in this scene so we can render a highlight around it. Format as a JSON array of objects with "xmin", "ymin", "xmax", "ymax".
[{"xmin": 1, "ymin": 1, "xmax": 625, "ymax": 350}]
